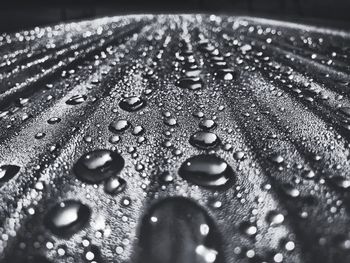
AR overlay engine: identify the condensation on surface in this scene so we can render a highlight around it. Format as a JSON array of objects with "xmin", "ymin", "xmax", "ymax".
[{"xmin": 0, "ymin": 14, "xmax": 349, "ymax": 263}]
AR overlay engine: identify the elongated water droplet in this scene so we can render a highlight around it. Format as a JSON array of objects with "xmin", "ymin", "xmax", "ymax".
[
  {"xmin": 137, "ymin": 197, "xmax": 224, "ymax": 263},
  {"xmin": 66, "ymin": 94, "xmax": 87, "ymax": 105},
  {"xmin": 179, "ymin": 155, "xmax": 235, "ymax": 188},
  {"xmin": 47, "ymin": 117, "xmax": 61, "ymax": 124},
  {"xmin": 74, "ymin": 149, "xmax": 124, "ymax": 183}
]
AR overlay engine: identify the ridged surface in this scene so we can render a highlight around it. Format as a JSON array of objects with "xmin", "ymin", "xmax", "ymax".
[{"xmin": 0, "ymin": 14, "xmax": 350, "ymax": 263}]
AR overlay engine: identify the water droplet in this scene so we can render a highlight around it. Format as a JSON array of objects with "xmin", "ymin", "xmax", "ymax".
[
  {"xmin": 44, "ymin": 200, "xmax": 91, "ymax": 237},
  {"xmin": 47, "ymin": 117, "xmax": 61, "ymax": 124},
  {"xmin": 266, "ymin": 211, "xmax": 285, "ymax": 226},
  {"xmin": 240, "ymin": 222, "xmax": 257, "ymax": 236},
  {"xmin": 271, "ymin": 154, "xmax": 284, "ymax": 164},
  {"xmin": 119, "ymin": 96, "xmax": 146, "ymax": 112},
  {"xmin": 329, "ymin": 176, "xmax": 350, "ymax": 190},
  {"xmin": 176, "ymin": 77, "xmax": 203, "ymax": 90},
  {"xmin": 66, "ymin": 94, "xmax": 87, "ymax": 105},
  {"xmin": 233, "ymin": 151, "xmax": 245, "ymax": 161},
  {"xmin": 159, "ymin": 171, "xmax": 174, "ymax": 184},
  {"xmin": 184, "ymin": 69, "xmax": 201, "ymax": 78},
  {"xmin": 132, "ymin": 125, "xmax": 145, "ymax": 136},
  {"xmin": 214, "ymin": 69, "xmax": 235, "ymax": 80},
  {"xmin": 35, "ymin": 132, "xmax": 46, "ymax": 139},
  {"xmin": 281, "ymin": 183, "xmax": 300, "ymax": 197},
  {"xmin": 137, "ymin": 197, "xmax": 224, "ymax": 263},
  {"xmin": 189, "ymin": 131, "xmax": 220, "ymax": 149},
  {"xmin": 109, "ymin": 119, "xmax": 130, "ymax": 133},
  {"xmin": 199, "ymin": 119, "xmax": 216, "ymax": 130},
  {"xmin": 0, "ymin": 165, "xmax": 20, "ymax": 184},
  {"xmin": 179, "ymin": 155, "xmax": 235, "ymax": 189},
  {"xmin": 164, "ymin": 118, "xmax": 177, "ymax": 126},
  {"xmin": 104, "ymin": 177, "xmax": 126, "ymax": 194},
  {"xmin": 74, "ymin": 149, "xmax": 124, "ymax": 183},
  {"xmin": 302, "ymin": 169, "xmax": 316, "ymax": 179}
]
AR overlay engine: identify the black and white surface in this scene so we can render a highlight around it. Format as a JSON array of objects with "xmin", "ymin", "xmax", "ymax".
[{"xmin": 0, "ymin": 14, "xmax": 350, "ymax": 262}]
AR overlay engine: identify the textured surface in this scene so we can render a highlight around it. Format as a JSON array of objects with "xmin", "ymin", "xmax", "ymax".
[{"xmin": 0, "ymin": 14, "xmax": 350, "ymax": 263}]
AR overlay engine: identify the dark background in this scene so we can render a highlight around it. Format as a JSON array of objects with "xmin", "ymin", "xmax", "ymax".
[{"xmin": 1, "ymin": 0, "xmax": 350, "ymax": 32}]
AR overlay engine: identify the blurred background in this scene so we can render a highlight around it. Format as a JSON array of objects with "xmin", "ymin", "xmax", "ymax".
[{"xmin": 1, "ymin": 0, "xmax": 350, "ymax": 32}]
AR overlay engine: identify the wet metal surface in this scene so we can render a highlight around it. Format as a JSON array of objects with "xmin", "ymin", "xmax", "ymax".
[{"xmin": 0, "ymin": 14, "xmax": 350, "ymax": 263}]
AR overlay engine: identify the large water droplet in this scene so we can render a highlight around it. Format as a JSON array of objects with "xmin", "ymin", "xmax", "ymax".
[
  {"xmin": 44, "ymin": 200, "xmax": 91, "ymax": 237},
  {"xmin": 0, "ymin": 165, "xmax": 20, "ymax": 185},
  {"xmin": 179, "ymin": 155, "xmax": 235, "ymax": 189},
  {"xmin": 189, "ymin": 131, "xmax": 220, "ymax": 149},
  {"xmin": 74, "ymin": 149, "xmax": 124, "ymax": 183},
  {"xmin": 137, "ymin": 197, "xmax": 224, "ymax": 263},
  {"xmin": 119, "ymin": 96, "xmax": 146, "ymax": 112}
]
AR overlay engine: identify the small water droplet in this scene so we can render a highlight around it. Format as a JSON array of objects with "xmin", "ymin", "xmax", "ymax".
[
  {"xmin": 266, "ymin": 211, "xmax": 284, "ymax": 226},
  {"xmin": 240, "ymin": 222, "xmax": 257, "ymax": 236},
  {"xmin": 189, "ymin": 131, "xmax": 220, "ymax": 149},
  {"xmin": 199, "ymin": 119, "xmax": 216, "ymax": 130},
  {"xmin": 47, "ymin": 117, "xmax": 61, "ymax": 124},
  {"xmin": 164, "ymin": 118, "xmax": 177, "ymax": 126},
  {"xmin": 104, "ymin": 177, "xmax": 126, "ymax": 195},
  {"xmin": 329, "ymin": 176, "xmax": 350, "ymax": 190},
  {"xmin": 66, "ymin": 94, "xmax": 87, "ymax": 105},
  {"xmin": 35, "ymin": 132, "xmax": 46, "ymax": 139},
  {"xmin": 233, "ymin": 151, "xmax": 245, "ymax": 161},
  {"xmin": 132, "ymin": 125, "xmax": 145, "ymax": 136},
  {"xmin": 109, "ymin": 119, "xmax": 130, "ymax": 133}
]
